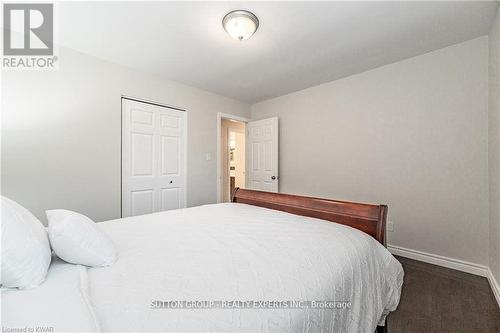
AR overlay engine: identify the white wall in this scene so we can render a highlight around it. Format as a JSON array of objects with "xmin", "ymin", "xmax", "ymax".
[
  {"xmin": 251, "ymin": 37, "xmax": 489, "ymax": 265},
  {"xmin": 489, "ymin": 8, "xmax": 500, "ymax": 285},
  {"xmin": 1, "ymin": 47, "xmax": 250, "ymax": 223}
]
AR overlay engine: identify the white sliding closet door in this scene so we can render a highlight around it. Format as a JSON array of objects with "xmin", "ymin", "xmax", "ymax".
[{"xmin": 122, "ymin": 98, "xmax": 186, "ymax": 217}]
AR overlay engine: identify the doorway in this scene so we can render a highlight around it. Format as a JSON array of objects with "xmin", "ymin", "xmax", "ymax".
[
  {"xmin": 216, "ymin": 113, "xmax": 279, "ymax": 203},
  {"xmin": 220, "ymin": 118, "xmax": 246, "ymax": 202}
]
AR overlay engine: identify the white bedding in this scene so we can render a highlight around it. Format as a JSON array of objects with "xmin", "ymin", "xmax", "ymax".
[
  {"xmin": 2, "ymin": 203, "xmax": 403, "ymax": 333},
  {"xmin": 1, "ymin": 257, "xmax": 100, "ymax": 332}
]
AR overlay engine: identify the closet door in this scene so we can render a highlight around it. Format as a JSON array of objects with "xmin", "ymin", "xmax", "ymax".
[{"xmin": 122, "ymin": 98, "xmax": 186, "ymax": 217}]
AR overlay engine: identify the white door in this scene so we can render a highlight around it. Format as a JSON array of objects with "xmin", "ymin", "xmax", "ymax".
[
  {"xmin": 122, "ymin": 98, "xmax": 186, "ymax": 217},
  {"xmin": 246, "ymin": 117, "xmax": 279, "ymax": 192}
]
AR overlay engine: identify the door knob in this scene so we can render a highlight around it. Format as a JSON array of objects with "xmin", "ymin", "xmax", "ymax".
[
  {"xmin": 271, "ymin": 176, "xmax": 276, "ymax": 180},
  {"xmin": 169, "ymin": 180, "xmax": 173, "ymax": 184}
]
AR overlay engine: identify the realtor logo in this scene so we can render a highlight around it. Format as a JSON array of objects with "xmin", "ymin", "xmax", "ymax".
[
  {"xmin": 2, "ymin": 3, "xmax": 57, "ymax": 69},
  {"xmin": 3, "ymin": 3, "xmax": 53, "ymax": 55}
]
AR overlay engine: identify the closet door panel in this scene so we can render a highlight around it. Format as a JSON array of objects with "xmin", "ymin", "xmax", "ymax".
[{"xmin": 122, "ymin": 99, "xmax": 186, "ymax": 217}]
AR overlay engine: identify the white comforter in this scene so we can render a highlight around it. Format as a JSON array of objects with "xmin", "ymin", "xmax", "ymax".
[{"xmin": 2, "ymin": 203, "xmax": 403, "ymax": 333}]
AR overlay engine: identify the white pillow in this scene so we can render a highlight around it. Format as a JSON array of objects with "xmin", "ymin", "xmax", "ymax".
[
  {"xmin": 46, "ymin": 209, "xmax": 117, "ymax": 267},
  {"xmin": 1, "ymin": 196, "xmax": 52, "ymax": 289}
]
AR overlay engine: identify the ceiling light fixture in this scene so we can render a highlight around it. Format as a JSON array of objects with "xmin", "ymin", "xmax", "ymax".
[{"xmin": 222, "ymin": 10, "xmax": 259, "ymax": 41}]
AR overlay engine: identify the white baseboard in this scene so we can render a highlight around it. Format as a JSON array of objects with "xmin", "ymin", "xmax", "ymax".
[
  {"xmin": 388, "ymin": 244, "xmax": 500, "ymax": 308},
  {"xmin": 487, "ymin": 268, "xmax": 500, "ymax": 308},
  {"xmin": 387, "ymin": 244, "xmax": 489, "ymax": 277}
]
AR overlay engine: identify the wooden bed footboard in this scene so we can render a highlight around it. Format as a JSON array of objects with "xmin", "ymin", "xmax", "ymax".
[{"xmin": 231, "ymin": 188, "xmax": 387, "ymax": 247}]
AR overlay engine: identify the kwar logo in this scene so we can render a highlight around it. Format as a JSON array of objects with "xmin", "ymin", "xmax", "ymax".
[{"xmin": 2, "ymin": 3, "xmax": 57, "ymax": 69}]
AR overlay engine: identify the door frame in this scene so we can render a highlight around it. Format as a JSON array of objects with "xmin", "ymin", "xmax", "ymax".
[
  {"xmin": 216, "ymin": 112, "xmax": 251, "ymax": 203},
  {"xmin": 121, "ymin": 96, "xmax": 188, "ymax": 217}
]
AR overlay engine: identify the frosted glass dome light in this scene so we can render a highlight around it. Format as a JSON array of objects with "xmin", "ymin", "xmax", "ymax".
[{"xmin": 223, "ymin": 10, "xmax": 259, "ymax": 41}]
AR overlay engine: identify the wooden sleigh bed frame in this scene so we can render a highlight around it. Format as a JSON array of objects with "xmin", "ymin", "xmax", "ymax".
[
  {"xmin": 231, "ymin": 188, "xmax": 389, "ymax": 333},
  {"xmin": 231, "ymin": 188, "xmax": 388, "ymax": 247}
]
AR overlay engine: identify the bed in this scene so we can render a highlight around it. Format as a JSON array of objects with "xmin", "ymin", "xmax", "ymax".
[{"xmin": 2, "ymin": 189, "xmax": 403, "ymax": 333}]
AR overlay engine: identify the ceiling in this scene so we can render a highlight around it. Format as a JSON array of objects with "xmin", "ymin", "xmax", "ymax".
[{"xmin": 58, "ymin": 1, "xmax": 499, "ymax": 103}]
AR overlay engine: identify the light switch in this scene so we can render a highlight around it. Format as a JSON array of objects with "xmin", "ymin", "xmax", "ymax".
[
  {"xmin": 205, "ymin": 153, "xmax": 211, "ymax": 161},
  {"xmin": 387, "ymin": 221, "xmax": 394, "ymax": 232}
]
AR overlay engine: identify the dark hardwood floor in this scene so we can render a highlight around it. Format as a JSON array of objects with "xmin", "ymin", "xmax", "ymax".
[{"xmin": 388, "ymin": 256, "xmax": 500, "ymax": 333}]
